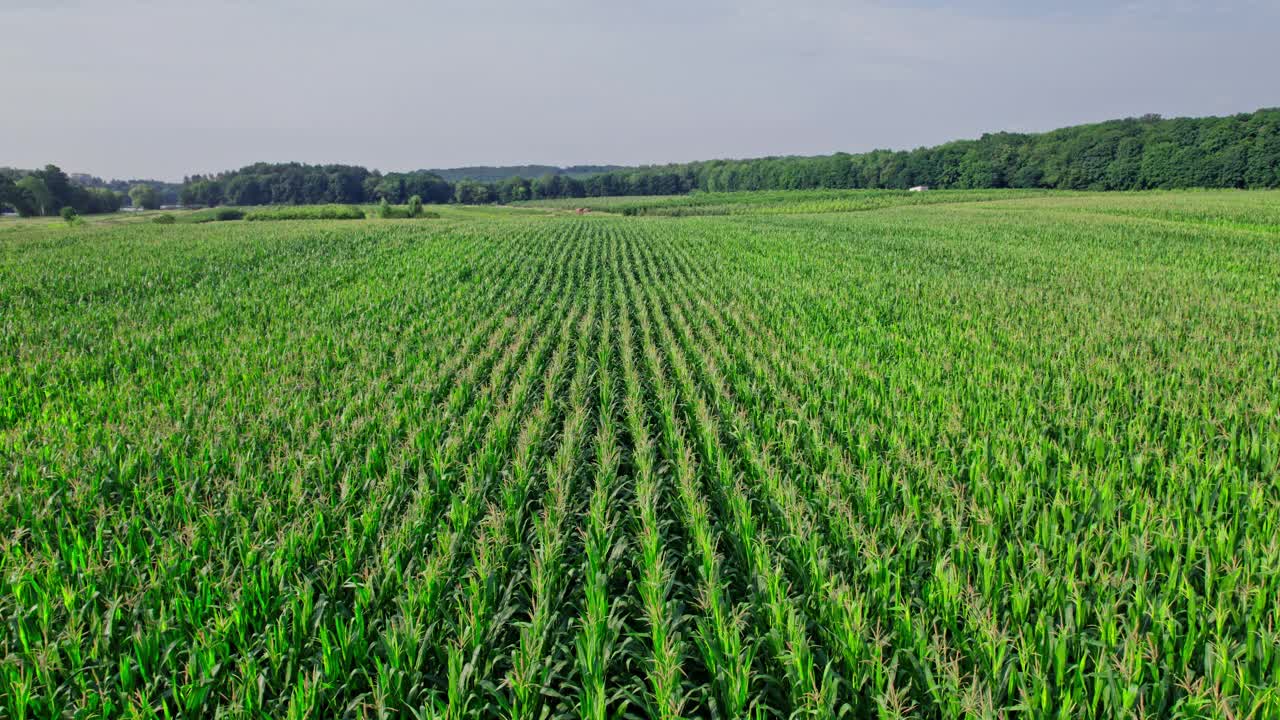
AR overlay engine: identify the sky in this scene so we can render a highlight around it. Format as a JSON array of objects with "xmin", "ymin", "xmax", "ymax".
[{"xmin": 2, "ymin": 0, "xmax": 1278, "ymax": 181}]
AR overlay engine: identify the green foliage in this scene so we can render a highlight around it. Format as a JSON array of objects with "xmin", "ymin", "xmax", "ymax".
[
  {"xmin": 4, "ymin": 165, "xmax": 124, "ymax": 216},
  {"xmin": 571, "ymin": 108, "xmax": 1280, "ymax": 195},
  {"xmin": 429, "ymin": 164, "xmax": 625, "ymax": 183},
  {"xmin": 371, "ymin": 200, "xmax": 441, "ymax": 219},
  {"xmin": 407, "ymin": 195, "xmax": 423, "ymax": 218},
  {"xmin": 453, "ymin": 179, "xmax": 494, "ymax": 204},
  {"xmin": 1, "ymin": 190, "xmax": 1278, "ymax": 718},
  {"xmin": 180, "ymin": 207, "xmax": 246, "ymax": 223},
  {"xmin": 84, "ymin": 187, "xmax": 124, "ymax": 214},
  {"xmin": 129, "ymin": 183, "xmax": 162, "ymax": 210},
  {"xmin": 245, "ymin": 205, "xmax": 366, "ymax": 221},
  {"xmin": 60, "ymin": 206, "xmax": 79, "ymax": 224},
  {"xmin": 180, "ymin": 164, "xmax": 453, "ymax": 208},
  {"xmin": 0, "ymin": 174, "xmax": 16, "ymax": 213},
  {"xmin": 151, "ymin": 213, "xmax": 177, "ymax": 225},
  {"xmin": 369, "ymin": 171, "xmax": 452, "ymax": 204},
  {"xmin": 528, "ymin": 187, "xmax": 1053, "ymax": 216},
  {"xmin": 181, "ymin": 179, "xmax": 223, "ymax": 207},
  {"xmin": 173, "ymin": 110, "xmax": 1280, "ymax": 211},
  {"xmin": 15, "ymin": 176, "xmax": 53, "ymax": 216}
]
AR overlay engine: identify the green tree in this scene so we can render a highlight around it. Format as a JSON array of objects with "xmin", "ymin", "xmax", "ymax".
[
  {"xmin": 453, "ymin": 180, "xmax": 493, "ymax": 205},
  {"xmin": 86, "ymin": 188, "xmax": 123, "ymax": 213},
  {"xmin": 181, "ymin": 180, "xmax": 223, "ymax": 207},
  {"xmin": 407, "ymin": 195, "xmax": 423, "ymax": 217},
  {"xmin": 222, "ymin": 177, "xmax": 264, "ymax": 206},
  {"xmin": 497, "ymin": 176, "xmax": 531, "ymax": 203},
  {"xmin": 16, "ymin": 176, "xmax": 54, "ymax": 216},
  {"xmin": 0, "ymin": 175, "xmax": 15, "ymax": 213},
  {"xmin": 130, "ymin": 184, "xmax": 162, "ymax": 210},
  {"xmin": 33, "ymin": 165, "xmax": 73, "ymax": 210}
]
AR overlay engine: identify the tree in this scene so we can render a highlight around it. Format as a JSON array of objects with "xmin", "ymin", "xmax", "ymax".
[
  {"xmin": 222, "ymin": 176, "xmax": 264, "ymax": 206},
  {"xmin": 16, "ymin": 176, "xmax": 54, "ymax": 216},
  {"xmin": 61, "ymin": 206, "xmax": 79, "ymax": 224},
  {"xmin": 497, "ymin": 176, "xmax": 531, "ymax": 203},
  {"xmin": 0, "ymin": 175, "xmax": 15, "ymax": 213},
  {"xmin": 378, "ymin": 198, "xmax": 393, "ymax": 218},
  {"xmin": 453, "ymin": 180, "xmax": 493, "ymax": 204},
  {"xmin": 407, "ymin": 195, "xmax": 423, "ymax": 217},
  {"xmin": 33, "ymin": 165, "xmax": 73, "ymax": 210},
  {"xmin": 181, "ymin": 180, "xmax": 223, "ymax": 207},
  {"xmin": 86, "ymin": 188, "xmax": 123, "ymax": 214},
  {"xmin": 130, "ymin": 183, "xmax": 162, "ymax": 210}
]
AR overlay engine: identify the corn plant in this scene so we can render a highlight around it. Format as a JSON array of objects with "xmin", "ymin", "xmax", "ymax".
[{"xmin": 2, "ymin": 191, "xmax": 1278, "ymax": 719}]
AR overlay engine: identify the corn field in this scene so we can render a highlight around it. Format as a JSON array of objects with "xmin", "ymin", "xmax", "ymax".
[{"xmin": 2, "ymin": 192, "xmax": 1279, "ymax": 719}]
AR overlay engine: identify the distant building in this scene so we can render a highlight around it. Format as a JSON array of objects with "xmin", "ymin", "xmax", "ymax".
[{"xmin": 909, "ymin": 185, "xmax": 930, "ymax": 192}]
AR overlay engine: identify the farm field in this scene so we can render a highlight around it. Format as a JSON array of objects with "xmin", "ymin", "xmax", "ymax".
[
  {"xmin": 520, "ymin": 188, "xmax": 1063, "ymax": 216},
  {"xmin": 2, "ymin": 190, "xmax": 1279, "ymax": 718}
]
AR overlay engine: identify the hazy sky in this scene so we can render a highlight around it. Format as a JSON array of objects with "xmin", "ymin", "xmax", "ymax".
[{"xmin": 3, "ymin": 0, "xmax": 1278, "ymax": 180}]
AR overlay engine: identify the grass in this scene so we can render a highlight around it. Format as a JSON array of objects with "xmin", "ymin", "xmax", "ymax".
[{"xmin": 1, "ymin": 189, "xmax": 1278, "ymax": 718}]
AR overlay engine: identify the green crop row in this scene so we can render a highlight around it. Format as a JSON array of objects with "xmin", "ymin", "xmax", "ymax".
[
  {"xmin": 519, "ymin": 188, "xmax": 1060, "ymax": 216},
  {"xmin": 1, "ymin": 191, "xmax": 1277, "ymax": 718}
]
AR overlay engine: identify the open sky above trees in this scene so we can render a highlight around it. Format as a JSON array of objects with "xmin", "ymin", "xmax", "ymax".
[{"xmin": 3, "ymin": 0, "xmax": 1278, "ymax": 181}]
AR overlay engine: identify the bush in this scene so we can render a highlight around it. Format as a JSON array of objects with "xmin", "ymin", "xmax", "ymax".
[
  {"xmin": 60, "ymin": 206, "xmax": 80, "ymax": 224},
  {"xmin": 245, "ymin": 205, "xmax": 366, "ymax": 221},
  {"xmin": 373, "ymin": 201, "xmax": 439, "ymax": 220},
  {"xmin": 152, "ymin": 214, "xmax": 177, "ymax": 225},
  {"xmin": 407, "ymin": 195, "xmax": 423, "ymax": 218},
  {"xmin": 182, "ymin": 208, "xmax": 246, "ymax": 224}
]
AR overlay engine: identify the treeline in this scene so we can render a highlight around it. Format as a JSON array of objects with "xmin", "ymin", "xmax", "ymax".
[
  {"xmin": 176, "ymin": 109, "xmax": 1280, "ymax": 209},
  {"xmin": 582, "ymin": 109, "xmax": 1280, "ymax": 195},
  {"xmin": 72, "ymin": 174, "xmax": 183, "ymax": 207},
  {"xmin": 177, "ymin": 164, "xmax": 658, "ymax": 206},
  {"xmin": 181, "ymin": 164, "xmax": 453, "ymax": 207},
  {"xmin": 6, "ymin": 110, "xmax": 1278, "ymax": 217},
  {"xmin": 428, "ymin": 164, "xmax": 625, "ymax": 183},
  {"xmin": 178, "ymin": 163, "xmax": 618, "ymax": 206},
  {"xmin": 0, "ymin": 165, "xmax": 125, "ymax": 216}
]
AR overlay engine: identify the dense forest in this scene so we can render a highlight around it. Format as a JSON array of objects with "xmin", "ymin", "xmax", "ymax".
[{"xmin": 4, "ymin": 109, "xmax": 1277, "ymax": 215}]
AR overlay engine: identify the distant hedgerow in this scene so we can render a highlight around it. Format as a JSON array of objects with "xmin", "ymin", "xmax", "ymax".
[{"xmin": 245, "ymin": 205, "xmax": 366, "ymax": 221}]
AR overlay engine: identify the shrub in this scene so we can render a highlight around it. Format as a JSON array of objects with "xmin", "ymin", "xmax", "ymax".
[
  {"xmin": 182, "ymin": 208, "xmax": 246, "ymax": 224},
  {"xmin": 407, "ymin": 195, "xmax": 423, "ymax": 218},
  {"xmin": 244, "ymin": 205, "xmax": 367, "ymax": 221},
  {"xmin": 152, "ymin": 214, "xmax": 177, "ymax": 225},
  {"xmin": 371, "ymin": 201, "xmax": 439, "ymax": 220},
  {"xmin": 60, "ymin": 206, "xmax": 80, "ymax": 224}
]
